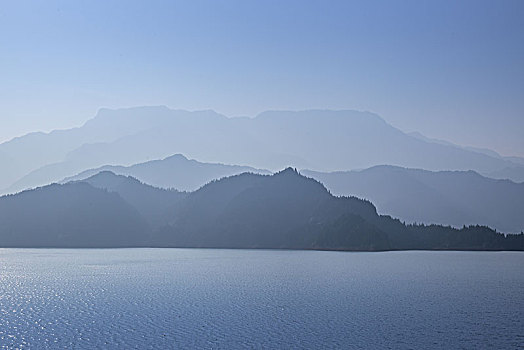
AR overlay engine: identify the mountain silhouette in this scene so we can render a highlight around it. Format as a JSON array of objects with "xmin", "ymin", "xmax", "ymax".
[
  {"xmin": 2, "ymin": 107, "xmax": 524, "ymax": 194},
  {"xmin": 0, "ymin": 106, "xmax": 178, "ymax": 192},
  {"xmin": 63, "ymin": 154, "xmax": 269, "ymax": 191},
  {"xmin": 79, "ymin": 171, "xmax": 187, "ymax": 229},
  {"xmin": 486, "ymin": 166, "xmax": 524, "ymax": 183},
  {"xmin": 304, "ymin": 166, "xmax": 524, "ymax": 234},
  {"xmin": 64, "ymin": 156, "xmax": 524, "ymax": 233},
  {"xmin": 0, "ymin": 169, "xmax": 522, "ymax": 250},
  {"xmin": 152, "ymin": 168, "xmax": 397, "ymax": 250},
  {"xmin": 0, "ymin": 181, "xmax": 149, "ymax": 247}
]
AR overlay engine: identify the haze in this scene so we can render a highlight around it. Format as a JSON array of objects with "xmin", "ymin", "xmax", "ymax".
[
  {"xmin": 2, "ymin": 2, "xmax": 524, "ymax": 349},
  {"xmin": 1, "ymin": 0, "xmax": 523, "ymax": 157}
]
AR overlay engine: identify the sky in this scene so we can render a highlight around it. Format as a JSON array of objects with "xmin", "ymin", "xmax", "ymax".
[{"xmin": 0, "ymin": 0, "xmax": 523, "ymax": 156}]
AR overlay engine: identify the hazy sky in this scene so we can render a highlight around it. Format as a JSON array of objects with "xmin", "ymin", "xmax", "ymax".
[{"xmin": 1, "ymin": 0, "xmax": 523, "ymax": 156}]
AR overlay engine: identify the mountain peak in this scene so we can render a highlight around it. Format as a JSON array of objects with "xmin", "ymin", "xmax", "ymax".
[
  {"xmin": 162, "ymin": 154, "xmax": 189, "ymax": 162},
  {"xmin": 82, "ymin": 170, "xmax": 137, "ymax": 188},
  {"xmin": 275, "ymin": 167, "xmax": 300, "ymax": 176},
  {"xmin": 81, "ymin": 170, "xmax": 155, "ymax": 191}
]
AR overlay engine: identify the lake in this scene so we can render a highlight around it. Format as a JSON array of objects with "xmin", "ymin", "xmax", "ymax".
[{"xmin": 0, "ymin": 249, "xmax": 522, "ymax": 349}]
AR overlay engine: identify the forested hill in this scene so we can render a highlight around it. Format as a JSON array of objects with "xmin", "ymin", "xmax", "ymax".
[
  {"xmin": 304, "ymin": 165, "xmax": 524, "ymax": 234},
  {"xmin": 152, "ymin": 168, "xmax": 523, "ymax": 251},
  {"xmin": 0, "ymin": 169, "xmax": 522, "ymax": 250},
  {"xmin": 0, "ymin": 182, "xmax": 148, "ymax": 247}
]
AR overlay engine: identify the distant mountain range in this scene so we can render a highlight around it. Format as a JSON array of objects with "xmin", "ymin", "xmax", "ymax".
[
  {"xmin": 1, "ymin": 106, "xmax": 524, "ymax": 195},
  {"xmin": 304, "ymin": 166, "xmax": 524, "ymax": 234},
  {"xmin": 0, "ymin": 169, "xmax": 521, "ymax": 250},
  {"xmin": 48, "ymin": 153, "xmax": 524, "ymax": 234},
  {"xmin": 62, "ymin": 154, "xmax": 269, "ymax": 191},
  {"xmin": 78, "ymin": 171, "xmax": 187, "ymax": 230}
]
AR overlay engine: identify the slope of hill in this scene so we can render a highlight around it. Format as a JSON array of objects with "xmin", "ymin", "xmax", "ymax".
[
  {"xmin": 0, "ymin": 106, "xmax": 179, "ymax": 191},
  {"xmin": 485, "ymin": 167, "xmax": 524, "ymax": 183},
  {"xmin": 0, "ymin": 182, "xmax": 149, "ymax": 247},
  {"xmin": 62, "ymin": 154, "xmax": 270, "ymax": 191},
  {"xmin": 304, "ymin": 166, "xmax": 524, "ymax": 233},
  {"xmin": 2, "ymin": 107, "xmax": 524, "ymax": 194},
  {"xmin": 66, "ymin": 109, "xmax": 524, "ymax": 176},
  {"xmin": 152, "ymin": 168, "xmax": 399, "ymax": 249},
  {"xmin": 0, "ymin": 151, "xmax": 19, "ymax": 190},
  {"xmin": 151, "ymin": 169, "xmax": 522, "ymax": 251},
  {"xmin": 0, "ymin": 169, "xmax": 522, "ymax": 250},
  {"xmin": 79, "ymin": 171, "xmax": 187, "ymax": 228}
]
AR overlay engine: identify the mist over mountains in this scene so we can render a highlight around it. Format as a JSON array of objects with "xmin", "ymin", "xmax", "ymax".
[
  {"xmin": 48, "ymin": 153, "xmax": 524, "ymax": 234},
  {"xmin": 305, "ymin": 166, "xmax": 524, "ymax": 234},
  {"xmin": 1, "ymin": 106, "xmax": 523, "ymax": 248},
  {"xmin": 62, "ymin": 154, "xmax": 269, "ymax": 192},
  {"xmin": 1, "ymin": 106, "xmax": 523, "ymax": 195},
  {"xmin": 1, "ymin": 169, "xmax": 521, "ymax": 250},
  {"xmin": 79, "ymin": 171, "xmax": 187, "ymax": 230}
]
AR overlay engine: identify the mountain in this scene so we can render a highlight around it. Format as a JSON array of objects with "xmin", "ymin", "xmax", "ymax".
[
  {"xmin": 78, "ymin": 171, "xmax": 187, "ymax": 228},
  {"xmin": 151, "ymin": 169, "xmax": 522, "ymax": 251},
  {"xmin": 62, "ymin": 154, "xmax": 270, "ymax": 191},
  {"xmin": 503, "ymin": 156, "xmax": 524, "ymax": 167},
  {"xmin": 304, "ymin": 166, "xmax": 524, "ymax": 234},
  {"xmin": 485, "ymin": 166, "xmax": 524, "ymax": 183},
  {"xmin": 0, "ymin": 171, "xmax": 184, "ymax": 247},
  {"xmin": 409, "ymin": 132, "xmax": 524, "ymax": 180},
  {"xmin": 2, "ymin": 107, "xmax": 524, "ymax": 194},
  {"xmin": 0, "ymin": 106, "xmax": 180, "ymax": 191},
  {"xmin": 80, "ymin": 108, "xmax": 524, "ymax": 175},
  {"xmin": 152, "ymin": 168, "xmax": 393, "ymax": 250},
  {"xmin": 0, "ymin": 151, "xmax": 19, "ymax": 190},
  {"xmin": 0, "ymin": 182, "xmax": 149, "ymax": 247},
  {"xmin": 0, "ymin": 168, "xmax": 521, "ymax": 250}
]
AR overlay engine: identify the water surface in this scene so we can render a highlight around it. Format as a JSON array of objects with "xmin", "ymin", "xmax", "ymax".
[{"xmin": 0, "ymin": 249, "xmax": 522, "ymax": 349}]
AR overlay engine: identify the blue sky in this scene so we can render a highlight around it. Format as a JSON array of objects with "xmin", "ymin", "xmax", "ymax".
[{"xmin": 1, "ymin": 0, "xmax": 523, "ymax": 156}]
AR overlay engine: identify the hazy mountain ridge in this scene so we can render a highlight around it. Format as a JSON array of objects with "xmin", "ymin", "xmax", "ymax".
[
  {"xmin": 410, "ymin": 131, "xmax": 524, "ymax": 180},
  {"xmin": 485, "ymin": 166, "xmax": 524, "ymax": 183},
  {"xmin": 58, "ymin": 154, "xmax": 524, "ymax": 233},
  {"xmin": 78, "ymin": 171, "xmax": 187, "ymax": 229},
  {"xmin": 0, "ymin": 181, "xmax": 148, "ymax": 247},
  {"xmin": 0, "ymin": 107, "xmax": 180, "ymax": 190},
  {"xmin": 0, "ymin": 151, "xmax": 19, "ymax": 190},
  {"xmin": 154, "ymin": 169, "xmax": 522, "ymax": 251},
  {"xmin": 304, "ymin": 166, "xmax": 524, "ymax": 234},
  {"xmin": 2, "ymin": 107, "xmax": 523, "ymax": 194},
  {"xmin": 62, "ymin": 154, "xmax": 270, "ymax": 191},
  {"xmin": 0, "ymin": 169, "xmax": 521, "ymax": 250}
]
